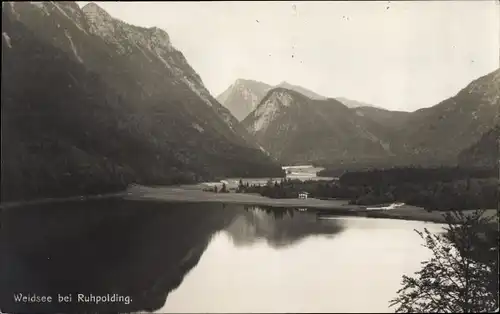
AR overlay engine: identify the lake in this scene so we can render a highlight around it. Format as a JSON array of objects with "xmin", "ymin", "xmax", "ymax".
[{"xmin": 0, "ymin": 198, "xmax": 444, "ymax": 313}]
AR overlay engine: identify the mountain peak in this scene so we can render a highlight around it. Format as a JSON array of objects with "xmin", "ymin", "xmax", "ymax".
[
  {"xmin": 82, "ymin": 3, "xmax": 172, "ymax": 53},
  {"xmin": 234, "ymin": 78, "xmax": 265, "ymax": 86},
  {"xmin": 82, "ymin": 2, "xmax": 115, "ymax": 37},
  {"xmin": 82, "ymin": 2, "xmax": 111, "ymax": 19},
  {"xmin": 234, "ymin": 78, "xmax": 246, "ymax": 86},
  {"xmin": 462, "ymin": 68, "xmax": 500, "ymax": 106},
  {"xmin": 245, "ymin": 89, "xmax": 296, "ymax": 134},
  {"xmin": 266, "ymin": 87, "xmax": 296, "ymax": 98},
  {"xmin": 266, "ymin": 87, "xmax": 303, "ymax": 99},
  {"xmin": 276, "ymin": 82, "xmax": 326, "ymax": 100},
  {"xmin": 277, "ymin": 81, "xmax": 296, "ymax": 90},
  {"xmin": 149, "ymin": 26, "xmax": 167, "ymax": 35},
  {"xmin": 242, "ymin": 85, "xmax": 395, "ymax": 164},
  {"xmin": 147, "ymin": 26, "xmax": 172, "ymax": 50},
  {"xmin": 336, "ymin": 97, "xmax": 383, "ymax": 109},
  {"xmin": 217, "ymin": 79, "xmax": 273, "ymax": 121}
]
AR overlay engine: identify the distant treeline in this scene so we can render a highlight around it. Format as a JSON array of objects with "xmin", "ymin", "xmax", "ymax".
[
  {"xmin": 318, "ymin": 165, "xmax": 497, "ymax": 180},
  {"xmin": 240, "ymin": 166, "xmax": 499, "ymax": 211},
  {"xmin": 338, "ymin": 166, "xmax": 497, "ymax": 185},
  {"xmin": 238, "ymin": 179, "xmax": 320, "ymax": 199}
]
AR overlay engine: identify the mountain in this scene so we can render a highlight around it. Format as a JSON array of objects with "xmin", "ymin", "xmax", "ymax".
[
  {"xmin": 216, "ymin": 79, "xmax": 272, "ymax": 121},
  {"xmin": 217, "ymin": 79, "xmax": 385, "ymax": 122},
  {"xmin": 216, "ymin": 79, "xmax": 328, "ymax": 122},
  {"xmin": 394, "ymin": 68, "xmax": 500, "ymax": 165},
  {"xmin": 242, "ymin": 68, "xmax": 500, "ymax": 168},
  {"xmin": 216, "ymin": 80, "xmax": 327, "ymax": 122},
  {"xmin": 458, "ymin": 125, "xmax": 500, "ymax": 170},
  {"xmin": 241, "ymin": 88, "xmax": 394, "ymax": 165},
  {"xmin": 275, "ymin": 81, "xmax": 326, "ymax": 100},
  {"xmin": 351, "ymin": 106, "xmax": 411, "ymax": 129},
  {"xmin": 335, "ymin": 97, "xmax": 372, "ymax": 108},
  {"xmin": 1, "ymin": 2, "xmax": 282, "ymax": 202}
]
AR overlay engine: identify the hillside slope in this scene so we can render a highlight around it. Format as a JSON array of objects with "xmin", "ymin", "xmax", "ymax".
[
  {"xmin": 458, "ymin": 125, "xmax": 500, "ymax": 170},
  {"xmin": 218, "ymin": 79, "xmax": 386, "ymax": 122},
  {"xmin": 1, "ymin": 2, "xmax": 282, "ymax": 202},
  {"xmin": 395, "ymin": 69, "xmax": 500, "ymax": 165},
  {"xmin": 216, "ymin": 79, "xmax": 272, "ymax": 121},
  {"xmin": 242, "ymin": 88, "xmax": 394, "ymax": 165},
  {"xmin": 243, "ymin": 69, "xmax": 500, "ymax": 169}
]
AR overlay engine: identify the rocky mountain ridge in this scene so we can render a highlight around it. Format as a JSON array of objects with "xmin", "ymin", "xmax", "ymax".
[
  {"xmin": 217, "ymin": 79, "xmax": 382, "ymax": 121},
  {"xmin": 1, "ymin": 1, "xmax": 282, "ymax": 202},
  {"xmin": 242, "ymin": 88, "xmax": 394, "ymax": 165},
  {"xmin": 242, "ymin": 68, "xmax": 500, "ymax": 168}
]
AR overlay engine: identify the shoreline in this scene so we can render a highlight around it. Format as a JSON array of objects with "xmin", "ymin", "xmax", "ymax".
[
  {"xmin": 124, "ymin": 185, "xmax": 498, "ymax": 224},
  {"xmin": 0, "ymin": 191, "xmax": 127, "ymax": 210},
  {"xmin": 1, "ymin": 185, "xmax": 496, "ymax": 225}
]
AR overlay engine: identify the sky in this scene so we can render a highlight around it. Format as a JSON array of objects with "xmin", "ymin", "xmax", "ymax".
[{"xmin": 77, "ymin": 1, "xmax": 499, "ymax": 112}]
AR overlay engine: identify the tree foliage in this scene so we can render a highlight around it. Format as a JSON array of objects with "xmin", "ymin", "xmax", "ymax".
[
  {"xmin": 1, "ymin": 11, "xmax": 284, "ymax": 203},
  {"xmin": 238, "ymin": 173, "xmax": 497, "ymax": 211},
  {"xmin": 389, "ymin": 210, "xmax": 499, "ymax": 313}
]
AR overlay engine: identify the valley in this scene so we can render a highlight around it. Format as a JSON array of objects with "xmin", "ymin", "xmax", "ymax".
[
  {"xmin": 219, "ymin": 70, "xmax": 499, "ymax": 168},
  {"xmin": 1, "ymin": 2, "xmax": 498, "ymax": 314},
  {"xmin": 2, "ymin": 2, "xmax": 498, "ymax": 204},
  {"xmin": 1, "ymin": 2, "xmax": 284, "ymax": 203}
]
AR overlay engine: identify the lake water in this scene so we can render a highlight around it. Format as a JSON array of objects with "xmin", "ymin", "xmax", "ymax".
[{"xmin": 0, "ymin": 199, "xmax": 444, "ymax": 313}]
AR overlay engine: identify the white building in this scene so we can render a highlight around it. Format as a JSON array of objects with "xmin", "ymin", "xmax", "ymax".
[{"xmin": 298, "ymin": 191, "xmax": 309, "ymax": 199}]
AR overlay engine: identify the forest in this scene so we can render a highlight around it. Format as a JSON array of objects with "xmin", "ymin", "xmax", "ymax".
[{"xmin": 236, "ymin": 166, "xmax": 499, "ymax": 211}]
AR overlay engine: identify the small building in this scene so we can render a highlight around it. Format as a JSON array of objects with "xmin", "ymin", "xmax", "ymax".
[{"xmin": 298, "ymin": 191, "xmax": 309, "ymax": 199}]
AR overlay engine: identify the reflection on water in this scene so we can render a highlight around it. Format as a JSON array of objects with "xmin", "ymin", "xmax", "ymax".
[
  {"xmin": 161, "ymin": 214, "xmax": 443, "ymax": 314},
  {"xmin": 0, "ymin": 199, "xmax": 443, "ymax": 313},
  {"xmin": 227, "ymin": 206, "xmax": 344, "ymax": 248},
  {"xmin": 0, "ymin": 199, "xmax": 238, "ymax": 313}
]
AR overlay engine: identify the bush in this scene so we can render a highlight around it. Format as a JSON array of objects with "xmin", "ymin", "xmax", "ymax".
[{"xmin": 390, "ymin": 210, "xmax": 498, "ymax": 312}]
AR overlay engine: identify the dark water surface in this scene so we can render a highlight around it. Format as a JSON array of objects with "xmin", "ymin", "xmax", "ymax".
[{"xmin": 0, "ymin": 198, "xmax": 443, "ymax": 313}]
